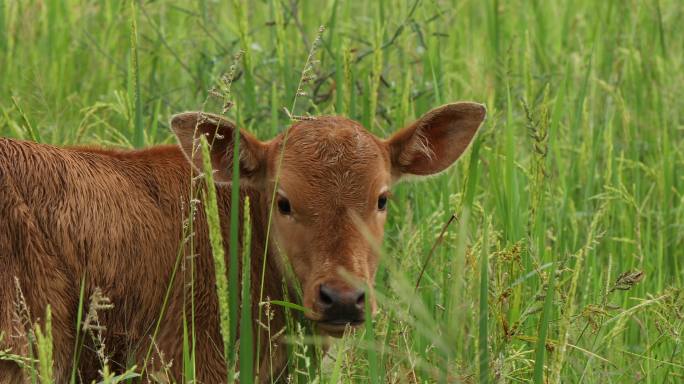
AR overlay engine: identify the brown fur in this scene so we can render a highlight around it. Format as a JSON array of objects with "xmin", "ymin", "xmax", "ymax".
[{"xmin": 0, "ymin": 102, "xmax": 485, "ymax": 382}]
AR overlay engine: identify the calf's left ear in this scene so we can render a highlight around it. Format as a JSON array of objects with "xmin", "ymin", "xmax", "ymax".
[
  {"xmin": 386, "ymin": 102, "xmax": 486, "ymax": 180},
  {"xmin": 171, "ymin": 112, "xmax": 267, "ymax": 185}
]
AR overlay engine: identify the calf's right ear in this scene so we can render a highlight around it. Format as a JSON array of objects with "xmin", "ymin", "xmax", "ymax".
[{"xmin": 171, "ymin": 112, "xmax": 267, "ymax": 185}]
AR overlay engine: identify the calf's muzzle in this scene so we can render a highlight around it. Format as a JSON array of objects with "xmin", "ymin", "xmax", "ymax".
[{"xmin": 316, "ymin": 283, "xmax": 366, "ymax": 326}]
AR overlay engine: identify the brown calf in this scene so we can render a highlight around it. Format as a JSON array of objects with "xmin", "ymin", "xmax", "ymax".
[{"xmin": 0, "ymin": 102, "xmax": 485, "ymax": 382}]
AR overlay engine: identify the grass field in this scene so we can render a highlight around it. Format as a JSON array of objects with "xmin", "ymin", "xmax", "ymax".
[{"xmin": 1, "ymin": 0, "xmax": 683, "ymax": 382}]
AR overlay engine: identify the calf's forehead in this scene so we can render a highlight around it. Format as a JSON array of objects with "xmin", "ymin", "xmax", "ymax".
[{"xmin": 269, "ymin": 117, "xmax": 390, "ymax": 199}]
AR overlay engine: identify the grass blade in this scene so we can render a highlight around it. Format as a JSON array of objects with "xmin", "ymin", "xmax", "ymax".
[
  {"xmin": 34, "ymin": 306, "xmax": 53, "ymax": 384},
  {"xmin": 10, "ymin": 96, "xmax": 40, "ymax": 142},
  {"xmin": 239, "ymin": 197, "xmax": 254, "ymax": 383},
  {"xmin": 69, "ymin": 276, "xmax": 86, "ymax": 384},
  {"xmin": 199, "ymin": 135, "xmax": 232, "ymax": 373},
  {"xmin": 533, "ymin": 262, "xmax": 557, "ymax": 383},
  {"xmin": 129, "ymin": 0, "xmax": 144, "ymax": 148},
  {"xmin": 478, "ymin": 219, "xmax": 489, "ymax": 384}
]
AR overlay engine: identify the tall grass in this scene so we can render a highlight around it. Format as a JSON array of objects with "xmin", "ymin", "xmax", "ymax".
[
  {"xmin": 200, "ymin": 135, "xmax": 233, "ymax": 375},
  {"xmin": 1, "ymin": 0, "xmax": 683, "ymax": 382}
]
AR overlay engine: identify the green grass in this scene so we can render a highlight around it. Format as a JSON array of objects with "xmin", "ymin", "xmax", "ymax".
[{"xmin": 1, "ymin": 0, "xmax": 683, "ymax": 382}]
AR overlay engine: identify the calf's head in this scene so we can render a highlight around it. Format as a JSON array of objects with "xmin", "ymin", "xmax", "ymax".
[{"xmin": 171, "ymin": 102, "xmax": 486, "ymax": 335}]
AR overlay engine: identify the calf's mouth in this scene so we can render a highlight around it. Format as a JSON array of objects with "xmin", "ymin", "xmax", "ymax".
[{"xmin": 315, "ymin": 319, "xmax": 365, "ymax": 338}]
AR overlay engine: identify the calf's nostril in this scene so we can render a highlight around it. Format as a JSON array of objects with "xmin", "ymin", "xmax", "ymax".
[
  {"xmin": 355, "ymin": 291, "xmax": 365, "ymax": 307},
  {"xmin": 319, "ymin": 284, "xmax": 334, "ymax": 306},
  {"xmin": 318, "ymin": 284, "xmax": 367, "ymax": 323}
]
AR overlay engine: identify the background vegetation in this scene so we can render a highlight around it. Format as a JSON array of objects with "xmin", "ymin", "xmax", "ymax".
[{"xmin": 1, "ymin": 0, "xmax": 683, "ymax": 382}]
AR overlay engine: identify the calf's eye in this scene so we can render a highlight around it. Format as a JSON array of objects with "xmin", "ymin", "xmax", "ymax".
[
  {"xmin": 377, "ymin": 194, "xmax": 388, "ymax": 211},
  {"xmin": 277, "ymin": 196, "xmax": 291, "ymax": 215}
]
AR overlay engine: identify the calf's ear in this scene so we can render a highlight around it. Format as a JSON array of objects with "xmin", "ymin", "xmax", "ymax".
[
  {"xmin": 171, "ymin": 112, "xmax": 267, "ymax": 185},
  {"xmin": 386, "ymin": 102, "xmax": 486, "ymax": 180}
]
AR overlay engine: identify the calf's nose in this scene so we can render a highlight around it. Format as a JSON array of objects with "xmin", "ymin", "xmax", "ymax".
[{"xmin": 317, "ymin": 283, "xmax": 365, "ymax": 324}]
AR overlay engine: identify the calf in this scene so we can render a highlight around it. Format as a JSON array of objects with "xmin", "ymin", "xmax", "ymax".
[{"xmin": 0, "ymin": 102, "xmax": 485, "ymax": 382}]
